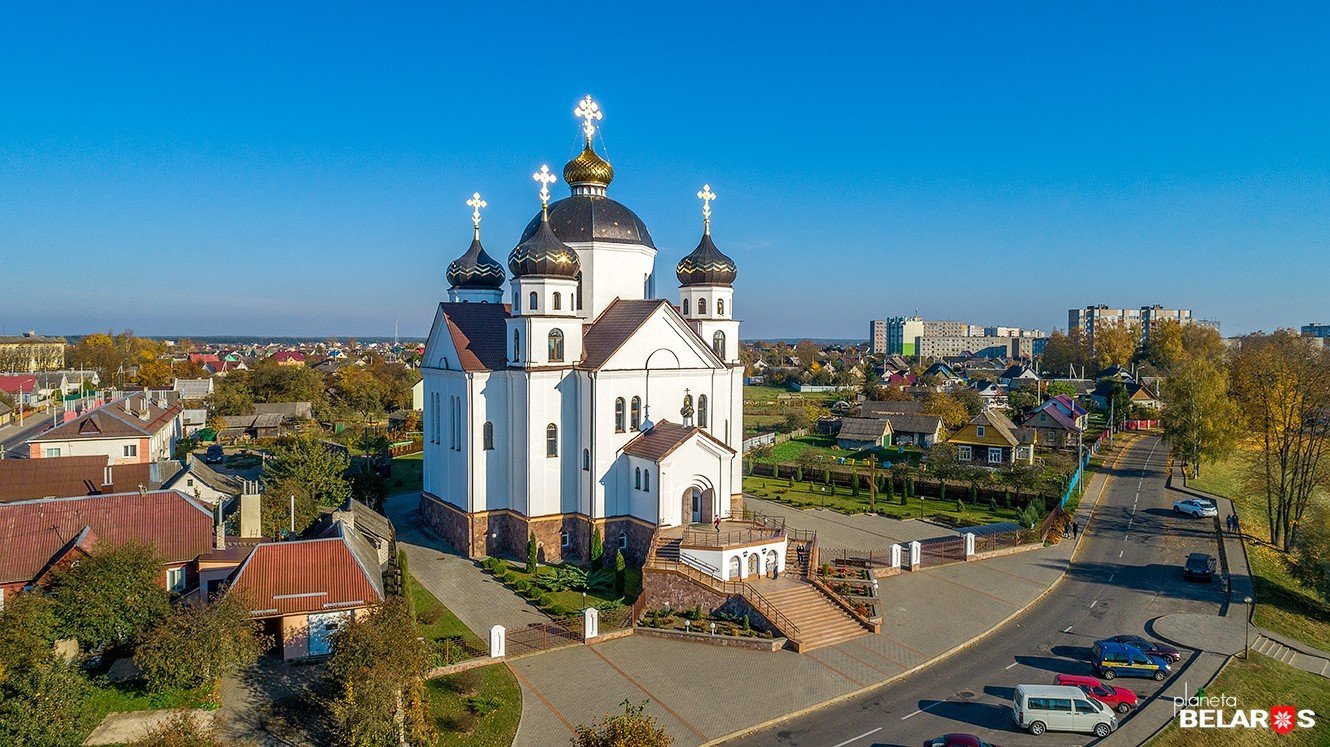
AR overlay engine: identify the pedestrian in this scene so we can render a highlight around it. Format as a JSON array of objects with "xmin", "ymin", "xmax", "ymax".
[
  {"xmin": 1232, "ymin": 514, "xmax": 1240, "ymax": 534},
  {"xmin": 1072, "ymin": 520, "xmax": 1079, "ymax": 539},
  {"xmin": 714, "ymin": 515, "xmax": 721, "ymax": 533}
]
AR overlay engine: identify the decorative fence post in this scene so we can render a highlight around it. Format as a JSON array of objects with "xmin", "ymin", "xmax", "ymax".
[
  {"xmin": 489, "ymin": 625, "xmax": 506, "ymax": 658},
  {"xmin": 964, "ymin": 532, "xmax": 976, "ymax": 560},
  {"xmin": 583, "ymin": 607, "xmax": 600, "ymax": 641},
  {"xmin": 890, "ymin": 543, "xmax": 902, "ymax": 569},
  {"xmin": 908, "ymin": 540, "xmax": 921, "ymax": 570}
]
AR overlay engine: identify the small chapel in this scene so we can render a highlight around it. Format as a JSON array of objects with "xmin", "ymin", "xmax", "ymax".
[{"xmin": 419, "ymin": 96, "xmax": 745, "ymax": 564}]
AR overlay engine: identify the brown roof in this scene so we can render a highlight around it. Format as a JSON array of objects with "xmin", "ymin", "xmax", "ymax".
[
  {"xmin": 0, "ymin": 490, "xmax": 214, "ymax": 585},
  {"xmin": 579, "ymin": 299, "xmax": 671, "ymax": 370},
  {"xmin": 33, "ymin": 395, "xmax": 180, "ymax": 442},
  {"xmin": 861, "ymin": 400, "xmax": 926, "ymax": 417},
  {"xmin": 227, "ymin": 533, "xmax": 383, "ymax": 617},
  {"xmin": 0, "ymin": 456, "xmax": 161, "ymax": 503},
  {"xmin": 836, "ymin": 417, "xmax": 892, "ymax": 442},
  {"xmin": 621, "ymin": 420, "xmax": 736, "ymax": 461},
  {"xmin": 881, "ymin": 413, "xmax": 944, "ymax": 436},
  {"xmin": 439, "ymin": 302, "xmax": 512, "ymax": 372}
]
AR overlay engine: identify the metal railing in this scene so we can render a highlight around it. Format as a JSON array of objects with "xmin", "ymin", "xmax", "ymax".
[{"xmin": 680, "ymin": 525, "xmax": 784, "ymax": 548}]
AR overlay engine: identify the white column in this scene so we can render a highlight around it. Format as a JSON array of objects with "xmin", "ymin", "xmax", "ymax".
[
  {"xmin": 890, "ymin": 543, "xmax": 902, "ymax": 569},
  {"xmin": 964, "ymin": 532, "xmax": 976, "ymax": 559},
  {"xmin": 909, "ymin": 540, "xmax": 921, "ymax": 569},
  {"xmin": 489, "ymin": 625, "xmax": 506, "ymax": 658},
  {"xmin": 583, "ymin": 607, "xmax": 600, "ymax": 641}
]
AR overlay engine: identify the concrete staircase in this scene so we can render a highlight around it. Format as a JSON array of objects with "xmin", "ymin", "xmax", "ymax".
[
  {"xmin": 1251, "ymin": 634, "xmax": 1330, "ymax": 678},
  {"xmin": 761, "ymin": 583, "xmax": 869, "ymax": 650},
  {"xmin": 656, "ymin": 538, "xmax": 682, "ymax": 563}
]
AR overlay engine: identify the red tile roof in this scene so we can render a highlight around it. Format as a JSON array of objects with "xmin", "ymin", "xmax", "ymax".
[
  {"xmin": 579, "ymin": 299, "xmax": 672, "ymax": 370},
  {"xmin": 0, "ymin": 375, "xmax": 38, "ymax": 395},
  {"xmin": 227, "ymin": 534, "xmax": 383, "ymax": 617},
  {"xmin": 0, "ymin": 456, "xmax": 158, "ymax": 502},
  {"xmin": 0, "ymin": 490, "xmax": 214, "ymax": 585}
]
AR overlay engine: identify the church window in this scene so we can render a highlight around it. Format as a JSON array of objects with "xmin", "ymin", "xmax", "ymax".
[
  {"xmin": 698, "ymin": 395, "xmax": 708, "ymax": 428},
  {"xmin": 553, "ymin": 292, "xmax": 562, "ymax": 310},
  {"xmin": 682, "ymin": 298, "xmax": 690, "ymax": 316},
  {"xmin": 630, "ymin": 397, "xmax": 642, "ymax": 430},
  {"xmin": 712, "ymin": 331, "xmax": 726, "ymax": 358},
  {"xmin": 575, "ymin": 272, "xmax": 584, "ymax": 311},
  {"xmin": 697, "ymin": 298, "xmax": 707, "ymax": 315},
  {"xmin": 483, "ymin": 421, "xmax": 494, "ymax": 450},
  {"xmin": 614, "ymin": 398, "xmax": 626, "ymax": 432},
  {"xmin": 513, "ymin": 291, "xmax": 519, "ymax": 311},
  {"xmin": 529, "ymin": 291, "xmax": 538, "ymax": 311},
  {"xmin": 548, "ymin": 329, "xmax": 565, "ymax": 362},
  {"xmin": 546, "ymin": 423, "xmax": 558, "ymax": 457},
  {"xmin": 582, "ymin": 448, "xmax": 590, "ymax": 471},
  {"xmin": 643, "ymin": 469, "xmax": 650, "ymax": 491},
  {"xmin": 619, "ymin": 533, "xmax": 628, "ymax": 550},
  {"xmin": 635, "ymin": 467, "xmax": 641, "ymax": 490},
  {"xmin": 717, "ymin": 299, "xmax": 725, "ymax": 316},
  {"xmin": 512, "ymin": 330, "xmax": 520, "ymax": 361},
  {"xmin": 561, "ymin": 531, "xmax": 570, "ymax": 548}
]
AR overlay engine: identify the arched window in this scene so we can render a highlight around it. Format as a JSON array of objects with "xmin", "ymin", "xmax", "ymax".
[
  {"xmin": 513, "ymin": 291, "xmax": 520, "ymax": 311},
  {"xmin": 483, "ymin": 421, "xmax": 494, "ymax": 450},
  {"xmin": 529, "ymin": 291, "xmax": 538, "ymax": 311},
  {"xmin": 553, "ymin": 292, "xmax": 562, "ymax": 310},
  {"xmin": 712, "ymin": 330, "xmax": 725, "ymax": 357},
  {"xmin": 698, "ymin": 395, "xmax": 708, "ymax": 428},
  {"xmin": 635, "ymin": 467, "xmax": 642, "ymax": 489},
  {"xmin": 630, "ymin": 396, "xmax": 642, "ymax": 430},
  {"xmin": 545, "ymin": 423, "xmax": 558, "ymax": 457},
  {"xmin": 614, "ymin": 398, "xmax": 626, "ymax": 432},
  {"xmin": 643, "ymin": 469, "xmax": 650, "ymax": 491},
  {"xmin": 697, "ymin": 298, "xmax": 707, "ymax": 315},
  {"xmin": 682, "ymin": 298, "xmax": 690, "ymax": 316},
  {"xmin": 575, "ymin": 272, "xmax": 584, "ymax": 311},
  {"xmin": 512, "ymin": 330, "xmax": 520, "ymax": 361},
  {"xmin": 717, "ymin": 299, "xmax": 725, "ymax": 316},
  {"xmin": 548, "ymin": 329, "xmax": 565, "ymax": 362},
  {"xmin": 582, "ymin": 448, "xmax": 590, "ymax": 471}
]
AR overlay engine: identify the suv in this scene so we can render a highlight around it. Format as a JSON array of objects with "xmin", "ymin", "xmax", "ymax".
[
  {"xmin": 203, "ymin": 444, "xmax": 226, "ymax": 464},
  {"xmin": 1093, "ymin": 641, "xmax": 1171, "ymax": 681},
  {"xmin": 1104, "ymin": 635, "xmax": 1181, "ymax": 663},
  {"xmin": 1184, "ymin": 553, "xmax": 1217, "ymax": 582},
  {"xmin": 1173, "ymin": 498, "xmax": 1217, "ymax": 518},
  {"xmin": 1055, "ymin": 673, "xmax": 1139, "ymax": 713}
]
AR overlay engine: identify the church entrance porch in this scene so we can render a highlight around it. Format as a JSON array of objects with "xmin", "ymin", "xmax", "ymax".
[
  {"xmin": 681, "ymin": 486, "xmax": 717, "ymax": 525},
  {"xmin": 657, "ymin": 517, "xmax": 787, "ymax": 582}
]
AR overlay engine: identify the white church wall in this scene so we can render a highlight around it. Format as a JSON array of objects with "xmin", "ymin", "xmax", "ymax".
[
  {"xmin": 567, "ymin": 241, "xmax": 656, "ymax": 320},
  {"xmin": 655, "ymin": 438, "xmax": 733, "ymax": 528},
  {"xmin": 523, "ymin": 370, "xmax": 576, "ymax": 517},
  {"xmin": 472, "ymin": 371, "xmax": 513, "ymax": 513}
]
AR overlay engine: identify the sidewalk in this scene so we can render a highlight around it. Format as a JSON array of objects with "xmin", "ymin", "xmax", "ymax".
[
  {"xmin": 507, "ymin": 459, "xmax": 1120, "ymax": 747},
  {"xmin": 381, "ymin": 491, "xmax": 550, "ymax": 635}
]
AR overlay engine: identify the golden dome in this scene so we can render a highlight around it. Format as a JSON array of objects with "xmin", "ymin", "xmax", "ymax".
[{"xmin": 563, "ymin": 143, "xmax": 614, "ymax": 187}]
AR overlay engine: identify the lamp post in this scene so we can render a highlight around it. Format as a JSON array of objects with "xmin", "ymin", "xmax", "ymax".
[{"xmin": 1243, "ymin": 596, "xmax": 1253, "ymax": 658}]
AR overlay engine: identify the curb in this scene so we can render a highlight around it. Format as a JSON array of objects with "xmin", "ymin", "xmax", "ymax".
[{"xmin": 702, "ymin": 437, "xmax": 1142, "ymax": 746}]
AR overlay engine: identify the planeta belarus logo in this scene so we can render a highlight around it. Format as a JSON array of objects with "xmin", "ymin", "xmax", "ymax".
[{"xmin": 1174, "ymin": 686, "xmax": 1317, "ymax": 734}]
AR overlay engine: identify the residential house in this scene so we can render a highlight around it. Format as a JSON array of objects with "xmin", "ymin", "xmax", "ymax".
[
  {"xmin": 272, "ymin": 350, "xmax": 307, "ymax": 366},
  {"xmin": 999, "ymin": 364, "xmax": 1040, "ymax": 388},
  {"xmin": 173, "ymin": 378, "xmax": 214, "ymax": 401},
  {"xmin": 861, "ymin": 400, "xmax": 926, "ymax": 418},
  {"xmin": 0, "ymin": 455, "xmax": 177, "ymax": 502},
  {"xmin": 26, "ymin": 394, "xmax": 182, "ymax": 464},
  {"xmin": 922, "ymin": 361, "xmax": 962, "ymax": 382},
  {"xmin": 161, "ymin": 454, "xmax": 245, "ymax": 507},
  {"xmin": 219, "ymin": 413, "xmax": 287, "ymax": 441},
  {"xmin": 0, "ymin": 401, "xmax": 11, "ymax": 427},
  {"xmin": 945, "ymin": 410, "xmax": 1036, "ymax": 467},
  {"xmin": 972, "ymin": 380, "xmax": 1008, "ymax": 410},
  {"xmin": 881, "ymin": 413, "xmax": 944, "ymax": 447},
  {"xmin": 253, "ymin": 401, "xmax": 314, "ymax": 421},
  {"xmin": 1090, "ymin": 379, "xmax": 1161, "ymax": 412},
  {"xmin": 835, "ymin": 417, "xmax": 892, "ymax": 450},
  {"xmin": 1020, "ymin": 394, "xmax": 1088, "ymax": 450},
  {"xmin": 0, "ymin": 375, "xmax": 41, "ymax": 407}
]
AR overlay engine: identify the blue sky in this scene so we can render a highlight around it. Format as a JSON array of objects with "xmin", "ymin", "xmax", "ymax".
[{"xmin": 2, "ymin": 3, "xmax": 1327, "ymax": 340}]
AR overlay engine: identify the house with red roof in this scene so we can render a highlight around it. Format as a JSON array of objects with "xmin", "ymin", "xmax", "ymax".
[
  {"xmin": 272, "ymin": 350, "xmax": 306, "ymax": 366},
  {"xmin": 25, "ymin": 393, "xmax": 181, "ymax": 464}
]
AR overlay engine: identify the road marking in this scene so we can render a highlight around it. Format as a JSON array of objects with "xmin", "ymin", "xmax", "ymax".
[
  {"xmin": 1063, "ymin": 625, "xmax": 1074, "ymax": 633},
  {"xmin": 1006, "ymin": 661, "xmax": 1019, "ymax": 670},
  {"xmin": 1090, "ymin": 600, "xmax": 1098, "ymax": 608},
  {"xmin": 830, "ymin": 727, "xmax": 882, "ymax": 747},
  {"xmin": 901, "ymin": 702, "xmax": 944, "ymax": 720},
  {"xmin": 1124, "ymin": 533, "xmax": 1130, "ymax": 542},
  {"xmin": 1109, "ymin": 573, "xmax": 1115, "ymax": 582},
  {"xmin": 1119, "ymin": 550, "xmax": 1124, "ymax": 558}
]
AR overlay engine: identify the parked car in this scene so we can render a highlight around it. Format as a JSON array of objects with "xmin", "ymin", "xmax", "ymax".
[
  {"xmin": 1055, "ymin": 674, "xmax": 1139, "ymax": 714},
  {"xmin": 1011, "ymin": 684, "xmax": 1117, "ymax": 737},
  {"xmin": 1173, "ymin": 498, "xmax": 1217, "ymax": 518},
  {"xmin": 923, "ymin": 735, "xmax": 1000, "ymax": 747},
  {"xmin": 1092, "ymin": 641, "xmax": 1171, "ymax": 681},
  {"xmin": 1103, "ymin": 635, "xmax": 1181, "ymax": 663},
  {"xmin": 203, "ymin": 444, "xmax": 225, "ymax": 464},
  {"xmin": 1184, "ymin": 553, "xmax": 1217, "ymax": 582}
]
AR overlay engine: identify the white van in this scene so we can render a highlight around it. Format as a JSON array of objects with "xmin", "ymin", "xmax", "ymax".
[{"xmin": 1012, "ymin": 684, "xmax": 1118, "ymax": 737}]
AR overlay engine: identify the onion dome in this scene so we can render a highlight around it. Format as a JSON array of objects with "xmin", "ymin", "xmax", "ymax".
[
  {"xmin": 518, "ymin": 195, "xmax": 655, "ymax": 248},
  {"xmin": 676, "ymin": 232, "xmax": 737, "ymax": 286},
  {"xmin": 563, "ymin": 143, "xmax": 614, "ymax": 190},
  {"xmin": 508, "ymin": 210, "xmax": 581, "ymax": 278},
  {"xmin": 446, "ymin": 234, "xmax": 505, "ymax": 289}
]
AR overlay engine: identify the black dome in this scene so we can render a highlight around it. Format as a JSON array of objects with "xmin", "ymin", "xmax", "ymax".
[
  {"xmin": 508, "ymin": 212, "xmax": 581, "ymax": 278},
  {"xmin": 676, "ymin": 232, "xmax": 737, "ymax": 286},
  {"xmin": 519, "ymin": 194, "xmax": 655, "ymax": 249},
  {"xmin": 447, "ymin": 236, "xmax": 505, "ymax": 289}
]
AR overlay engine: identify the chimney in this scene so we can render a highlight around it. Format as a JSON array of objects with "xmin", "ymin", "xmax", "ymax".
[
  {"xmin": 239, "ymin": 481, "xmax": 261, "ymax": 539},
  {"xmin": 213, "ymin": 502, "xmax": 226, "ymax": 550},
  {"xmin": 102, "ymin": 465, "xmax": 113, "ymax": 487}
]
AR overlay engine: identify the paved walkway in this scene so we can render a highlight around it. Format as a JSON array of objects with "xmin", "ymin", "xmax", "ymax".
[
  {"xmin": 508, "ymin": 474, "xmax": 1105, "ymax": 746},
  {"xmin": 381, "ymin": 491, "xmax": 550, "ymax": 634}
]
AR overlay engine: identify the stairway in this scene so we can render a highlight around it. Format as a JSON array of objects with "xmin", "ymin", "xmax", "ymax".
[
  {"xmin": 1251, "ymin": 635, "xmax": 1330, "ymax": 678},
  {"xmin": 785, "ymin": 541, "xmax": 810, "ymax": 576},
  {"xmin": 761, "ymin": 583, "xmax": 869, "ymax": 651},
  {"xmin": 655, "ymin": 538, "xmax": 681, "ymax": 563}
]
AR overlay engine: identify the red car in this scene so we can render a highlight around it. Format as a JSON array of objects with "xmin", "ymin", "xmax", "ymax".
[
  {"xmin": 1055, "ymin": 674, "xmax": 1139, "ymax": 714},
  {"xmin": 923, "ymin": 735, "xmax": 1000, "ymax": 747}
]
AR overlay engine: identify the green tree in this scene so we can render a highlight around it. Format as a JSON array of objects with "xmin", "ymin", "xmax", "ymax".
[
  {"xmin": 134, "ymin": 595, "xmax": 266, "ymax": 693},
  {"xmin": 590, "ymin": 528, "xmax": 604, "ymax": 569},
  {"xmin": 51, "ymin": 542, "xmax": 171, "ymax": 654},
  {"xmin": 614, "ymin": 550, "xmax": 627, "ymax": 597},
  {"xmin": 263, "ymin": 435, "xmax": 352, "ymax": 507},
  {"xmin": 1292, "ymin": 502, "xmax": 1330, "ymax": 602},
  {"xmin": 0, "ymin": 614, "xmax": 91, "ymax": 747},
  {"xmin": 1047, "ymin": 381, "xmax": 1077, "ymax": 399},
  {"xmin": 526, "ymin": 533, "xmax": 538, "ymax": 574},
  {"xmin": 327, "ymin": 599, "xmax": 436, "ymax": 747},
  {"xmin": 575, "ymin": 700, "xmax": 673, "ymax": 747},
  {"xmin": 334, "ymin": 366, "xmax": 385, "ymax": 421},
  {"xmin": 1162, "ymin": 354, "xmax": 1238, "ymax": 478},
  {"xmin": 204, "ymin": 374, "xmax": 253, "ymax": 416},
  {"xmin": 1006, "ymin": 387, "xmax": 1038, "ymax": 418}
]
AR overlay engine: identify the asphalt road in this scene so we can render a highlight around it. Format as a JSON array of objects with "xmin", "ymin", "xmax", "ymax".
[
  {"xmin": 726, "ymin": 435, "xmax": 1226, "ymax": 747},
  {"xmin": 0, "ymin": 412, "xmax": 55, "ymax": 457}
]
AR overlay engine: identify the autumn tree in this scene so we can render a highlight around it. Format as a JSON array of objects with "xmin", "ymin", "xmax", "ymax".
[
  {"xmin": 327, "ymin": 599, "xmax": 436, "ymax": 747},
  {"xmin": 1092, "ymin": 322, "xmax": 1140, "ymax": 372},
  {"xmin": 134, "ymin": 595, "xmax": 266, "ymax": 693},
  {"xmin": 922, "ymin": 391, "xmax": 968, "ymax": 429},
  {"xmin": 574, "ymin": 700, "xmax": 673, "ymax": 747},
  {"xmin": 1039, "ymin": 329, "xmax": 1092, "ymax": 378},
  {"xmin": 1231, "ymin": 331, "xmax": 1330, "ymax": 551},
  {"xmin": 69, "ymin": 330, "xmax": 167, "ymax": 387},
  {"xmin": 51, "ymin": 542, "xmax": 172, "ymax": 654},
  {"xmin": 1159, "ymin": 325, "xmax": 1237, "ymax": 478}
]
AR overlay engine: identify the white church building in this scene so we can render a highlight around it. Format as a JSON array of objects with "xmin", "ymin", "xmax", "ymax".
[{"xmin": 418, "ymin": 97, "xmax": 744, "ymax": 564}]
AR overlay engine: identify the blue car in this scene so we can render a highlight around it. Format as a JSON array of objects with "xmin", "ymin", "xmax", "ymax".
[{"xmin": 1092, "ymin": 641, "xmax": 1170, "ymax": 681}]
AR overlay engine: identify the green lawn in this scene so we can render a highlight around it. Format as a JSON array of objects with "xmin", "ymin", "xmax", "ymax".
[
  {"xmin": 743, "ymin": 474, "xmax": 1021, "ymax": 527},
  {"xmin": 491, "ymin": 559, "xmax": 639, "ymax": 618},
  {"xmin": 425, "ymin": 664, "xmax": 522, "ymax": 747},
  {"xmin": 406, "ymin": 568, "xmax": 484, "ymax": 649},
  {"xmin": 1189, "ymin": 451, "xmax": 1330, "ymax": 651},
  {"xmin": 1149, "ymin": 652, "xmax": 1330, "ymax": 746},
  {"xmin": 83, "ymin": 680, "xmax": 213, "ymax": 735},
  {"xmin": 392, "ymin": 453, "xmax": 424, "ymax": 493}
]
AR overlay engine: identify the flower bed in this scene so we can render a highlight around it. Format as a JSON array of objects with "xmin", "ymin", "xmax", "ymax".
[{"xmin": 637, "ymin": 606, "xmax": 775, "ymax": 639}]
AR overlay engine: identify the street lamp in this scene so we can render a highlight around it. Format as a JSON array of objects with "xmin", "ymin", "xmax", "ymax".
[{"xmin": 1243, "ymin": 596, "xmax": 1253, "ymax": 659}]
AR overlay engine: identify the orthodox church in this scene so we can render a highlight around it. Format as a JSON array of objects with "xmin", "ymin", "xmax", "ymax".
[{"xmin": 418, "ymin": 97, "xmax": 744, "ymax": 564}]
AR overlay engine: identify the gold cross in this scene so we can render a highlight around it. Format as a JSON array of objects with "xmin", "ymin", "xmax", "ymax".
[
  {"xmin": 466, "ymin": 192, "xmax": 487, "ymax": 233},
  {"xmin": 574, "ymin": 95, "xmax": 603, "ymax": 143},
  {"xmin": 533, "ymin": 165, "xmax": 557, "ymax": 209},
  {"xmin": 697, "ymin": 184, "xmax": 717, "ymax": 234}
]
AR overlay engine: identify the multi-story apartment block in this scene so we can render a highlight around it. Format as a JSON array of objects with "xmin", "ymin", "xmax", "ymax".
[
  {"xmin": 0, "ymin": 333, "xmax": 66, "ymax": 373},
  {"xmin": 1070, "ymin": 305, "xmax": 1219, "ymax": 347},
  {"xmin": 1301, "ymin": 323, "xmax": 1330, "ymax": 339}
]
